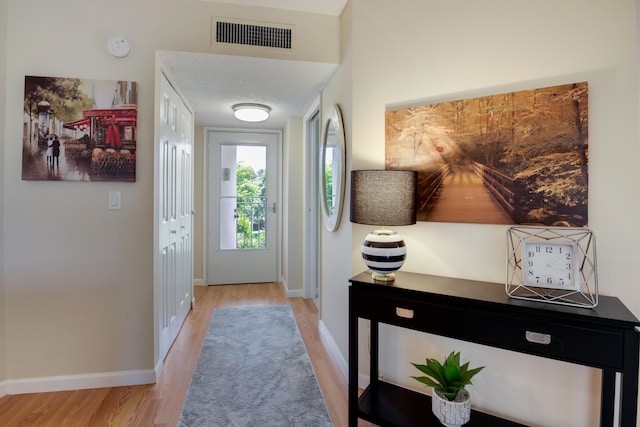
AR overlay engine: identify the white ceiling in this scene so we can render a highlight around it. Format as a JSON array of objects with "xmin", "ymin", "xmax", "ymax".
[
  {"xmin": 158, "ymin": 51, "xmax": 338, "ymax": 128},
  {"xmin": 160, "ymin": 0, "xmax": 347, "ymax": 128}
]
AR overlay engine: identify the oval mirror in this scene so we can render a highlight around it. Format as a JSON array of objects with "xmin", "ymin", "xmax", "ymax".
[{"xmin": 321, "ymin": 104, "xmax": 346, "ymax": 232}]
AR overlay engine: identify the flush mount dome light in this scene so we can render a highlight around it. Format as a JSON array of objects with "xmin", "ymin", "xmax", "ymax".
[{"xmin": 232, "ymin": 103, "xmax": 271, "ymax": 122}]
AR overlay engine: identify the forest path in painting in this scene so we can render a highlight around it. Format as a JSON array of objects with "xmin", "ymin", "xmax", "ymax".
[
  {"xmin": 386, "ymin": 82, "xmax": 588, "ymax": 226},
  {"xmin": 423, "ymin": 165, "xmax": 513, "ymax": 224}
]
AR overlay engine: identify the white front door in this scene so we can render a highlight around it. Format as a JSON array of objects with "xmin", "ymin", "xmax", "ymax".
[
  {"xmin": 207, "ymin": 130, "xmax": 279, "ymax": 285},
  {"xmin": 157, "ymin": 73, "xmax": 193, "ymax": 362}
]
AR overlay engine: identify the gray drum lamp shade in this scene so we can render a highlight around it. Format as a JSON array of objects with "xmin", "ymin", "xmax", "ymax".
[
  {"xmin": 350, "ymin": 169, "xmax": 418, "ymax": 282},
  {"xmin": 350, "ymin": 170, "xmax": 418, "ymax": 226}
]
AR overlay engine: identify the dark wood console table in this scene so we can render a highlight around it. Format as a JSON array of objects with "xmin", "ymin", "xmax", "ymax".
[{"xmin": 349, "ymin": 271, "xmax": 640, "ymax": 427}]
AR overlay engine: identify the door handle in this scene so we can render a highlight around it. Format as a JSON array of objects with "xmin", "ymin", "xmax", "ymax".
[{"xmin": 268, "ymin": 202, "xmax": 276, "ymax": 214}]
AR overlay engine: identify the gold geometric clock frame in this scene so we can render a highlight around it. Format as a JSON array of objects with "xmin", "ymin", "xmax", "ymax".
[{"xmin": 506, "ymin": 226, "xmax": 598, "ymax": 308}]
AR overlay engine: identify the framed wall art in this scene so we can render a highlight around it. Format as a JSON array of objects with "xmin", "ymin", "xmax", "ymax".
[
  {"xmin": 385, "ymin": 82, "xmax": 588, "ymax": 226},
  {"xmin": 22, "ymin": 75, "xmax": 138, "ymax": 182}
]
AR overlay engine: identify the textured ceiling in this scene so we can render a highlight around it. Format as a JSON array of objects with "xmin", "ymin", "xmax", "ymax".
[{"xmin": 158, "ymin": 51, "xmax": 338, "ymax": 128}]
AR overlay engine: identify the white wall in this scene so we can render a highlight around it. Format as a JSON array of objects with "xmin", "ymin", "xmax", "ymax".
[
  {"xmin": 282, "ymin": 118, "xmax": 305, "ymax": 294},
  {"xmin": 342, "ymin": 0, "xmax": 640, "ymax": 426},
  {"xmin": 319, "ymin": 0, "xmax": 353, "ymax": 369},
  {"xmin": 1, "ymin": 0, "xmax": 339, "ymax": 391},
  {"xmin": 193, "ymin": 126, "xmax": 205, "ymax": 286},
  {"xmin": 0, "ymin": 0, "xmax": 8, "ymax": 386}
]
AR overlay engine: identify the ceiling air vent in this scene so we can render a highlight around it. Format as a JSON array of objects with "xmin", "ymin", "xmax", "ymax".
[{"xmin": 215, "ymin": 20, "xmax": 292, "ymax": 49}]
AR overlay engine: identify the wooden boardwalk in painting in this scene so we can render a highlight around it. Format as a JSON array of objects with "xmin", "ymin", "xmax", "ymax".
[{"xmin": 423, "ymin": 165, "xmax": 514, "ymax": 224}]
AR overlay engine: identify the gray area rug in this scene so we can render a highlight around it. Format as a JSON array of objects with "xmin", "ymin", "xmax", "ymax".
[{"xmin": 178, "ymin": 304, "xmax": 334, "ymax": 427}]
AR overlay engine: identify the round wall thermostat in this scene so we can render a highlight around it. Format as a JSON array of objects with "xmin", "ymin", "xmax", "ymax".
[{"xmin": 107, "ymin": 36, "xmax": 131, "ymax": 58}]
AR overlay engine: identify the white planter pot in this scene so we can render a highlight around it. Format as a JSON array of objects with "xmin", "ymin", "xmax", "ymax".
[{"xmin": 431, "ymin": 389, "xmax": 471, "ymax": 427}]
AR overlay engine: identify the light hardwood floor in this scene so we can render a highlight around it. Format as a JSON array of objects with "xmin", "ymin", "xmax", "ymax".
[{"xmin": 0, "ymin": 283, "xmax": 355, "ymax": 427}]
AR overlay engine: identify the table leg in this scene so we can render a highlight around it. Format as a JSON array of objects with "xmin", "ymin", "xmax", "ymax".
[
  {"xmin": 600, "ymin": 368, "xmax": 615, "ymax": 427},
  {"xmin": 620, "ymin": 329, "xmax": 640, "ymax": 427},
  {"xmin": 370, "ymin": 320, "xmax": 379, "ymax": 385},
  {"xmin": 349, "ymin": 289, "xmax": 358, "ymax": 427}
]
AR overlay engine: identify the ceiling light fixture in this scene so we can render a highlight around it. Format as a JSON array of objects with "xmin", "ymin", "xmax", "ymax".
[{"xmin": 232, "ymin": 103, "xmax": 271, "ymax": 122}]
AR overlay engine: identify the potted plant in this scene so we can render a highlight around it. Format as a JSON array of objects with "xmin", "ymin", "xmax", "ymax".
[{"xmin": 411, "ymin": 351, "xmax": 484, "ymax": 427}]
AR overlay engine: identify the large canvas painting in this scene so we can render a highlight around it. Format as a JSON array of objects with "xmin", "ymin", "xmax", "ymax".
[
  {"xmin": 22, "ymin": 76, "xmax": 138, "ymax": 182},
  {"xmin": 385, "ymin": 82, "xmax": 588, "ymax": 226}
]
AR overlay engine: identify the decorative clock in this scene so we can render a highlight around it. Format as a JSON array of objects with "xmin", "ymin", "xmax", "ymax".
[{"xmin": 506, "ymin": 226, "xmax": 598, "ymax": 308}]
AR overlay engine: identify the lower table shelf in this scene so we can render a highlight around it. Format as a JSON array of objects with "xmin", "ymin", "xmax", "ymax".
[{"xmin": 358, "ymin": 382, "xmax": 528, "ymax": 427}]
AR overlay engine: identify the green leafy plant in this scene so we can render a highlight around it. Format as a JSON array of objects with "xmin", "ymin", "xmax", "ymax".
[{"xmin": 411, "ymin": 351, "xmax": 484, "ymax": 401}]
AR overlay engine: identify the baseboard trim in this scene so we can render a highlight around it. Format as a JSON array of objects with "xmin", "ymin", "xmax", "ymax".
[
  {"xmin": 319, "ymin": 319, "xmax": 348, "ymax": 380},
  {"xmin": 155, "ymin": 358, "xmax": 164, "ymax": 380},
  {"xmin": 286, "ymin": 289, "xmax": 304, "ymax": 298},
  {"xmin": 3, "ymin": 369, "xmax": 156, "ymax": 395},
  {"xmin": 281, "ymin": 278, "xmax": 304, "ymax": 298},
  {"xmin": 193, "ymin": 278, "xmax": 205, "ymax": 287}
]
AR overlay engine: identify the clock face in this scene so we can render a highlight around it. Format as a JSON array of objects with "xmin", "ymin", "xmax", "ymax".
[{"xmin": 522, "ymin": 242, "xmax": 580, "ymax": 290}]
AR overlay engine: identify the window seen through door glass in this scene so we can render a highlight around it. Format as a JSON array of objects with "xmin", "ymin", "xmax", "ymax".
[{"xmin": 219, "ymin": 145, "xmax": 267, "ymax": 250}]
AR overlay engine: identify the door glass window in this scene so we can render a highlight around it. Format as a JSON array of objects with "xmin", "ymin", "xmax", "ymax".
[{"xmin": 219, "ymin": 145, "xmax": 267, "ymax": 250}]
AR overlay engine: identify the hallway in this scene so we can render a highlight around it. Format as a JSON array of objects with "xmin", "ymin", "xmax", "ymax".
[{"xmin": 0, "ymin": 284, "xmax": 350, "ymax": 426}]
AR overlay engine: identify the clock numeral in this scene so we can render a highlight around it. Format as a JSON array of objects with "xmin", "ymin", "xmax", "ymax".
[
  {"xmin": 545, "ymin": 246, "xmax": 553, "ymax": 253},
  {"xmin": 565, "ymin": 263, "xmax": 572, "ymax": 270},
  {"xmin": 546, "ymin": 277, "xmax": 553, "ymax": 284}
]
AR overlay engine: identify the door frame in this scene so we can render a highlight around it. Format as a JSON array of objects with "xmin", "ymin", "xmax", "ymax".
[
  {"xmin": 202, "ymin": 127, "xmax": 282, "ymax": 287},
  {"xmin": 303, "ymin": 97, "xmax": 321, "ymax": 302}
]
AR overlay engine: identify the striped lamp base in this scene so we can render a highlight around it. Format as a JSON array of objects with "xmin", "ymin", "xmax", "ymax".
[{"xmin": 361, "ymin": 229, "xmax": 407, "ymax": 282}]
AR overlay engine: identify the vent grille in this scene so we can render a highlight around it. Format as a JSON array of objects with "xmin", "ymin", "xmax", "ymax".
[{"xmin": 216, "ymin": 21, "xmax": 292, "ymax": 49}]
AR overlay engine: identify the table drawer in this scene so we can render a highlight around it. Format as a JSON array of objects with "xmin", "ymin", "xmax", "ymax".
[
  {"xmin": 352, "ymin": 288, "xmax": 465, "ymax": 337},
  {"xmin": 465, "ymin": 310, "xmax": 624, "ymax": 368}
]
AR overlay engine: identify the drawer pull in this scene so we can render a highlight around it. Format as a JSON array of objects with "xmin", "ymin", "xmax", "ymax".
[
  {"xmin": 526, "ymin": 331, "xmax": 551, "ymax": 345},
  {"xmin": 396, "ymin": 307, "xmax": 414, "ymax": 319}
]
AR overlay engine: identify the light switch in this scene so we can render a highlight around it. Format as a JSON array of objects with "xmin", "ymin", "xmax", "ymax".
[{"xmin": 108, "ymin": 191, "xmax": 121, "ymax": 210}]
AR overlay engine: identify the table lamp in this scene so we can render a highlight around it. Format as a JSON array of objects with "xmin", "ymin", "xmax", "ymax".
[{"xmin": 350, "ymin": 170, "xmax": 417, "ymax": 282}]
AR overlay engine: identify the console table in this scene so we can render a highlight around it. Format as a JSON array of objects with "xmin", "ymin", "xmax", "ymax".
[{"xmin": 348, "ymin": 271, "xmax": 640, "ymax": 427}]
